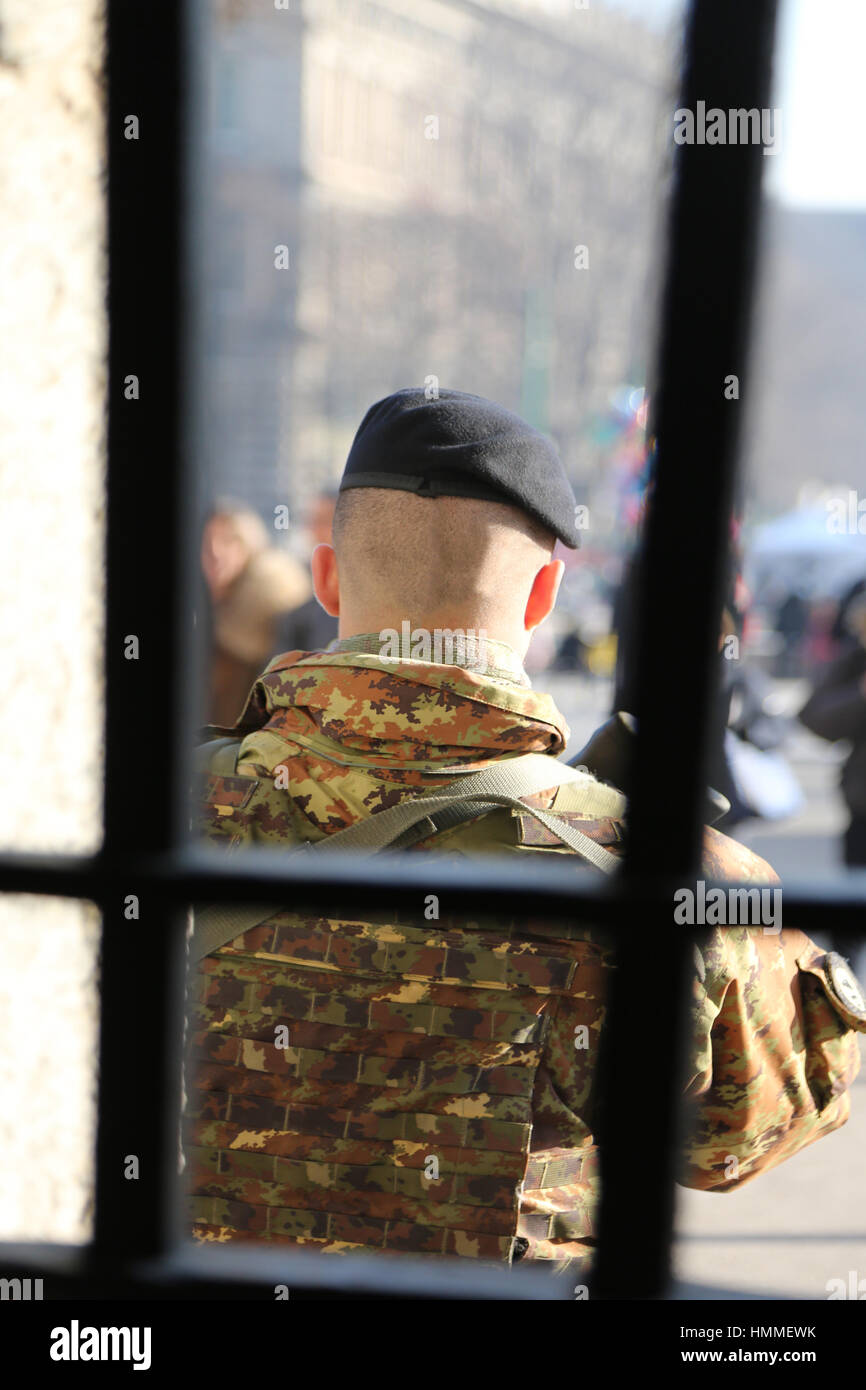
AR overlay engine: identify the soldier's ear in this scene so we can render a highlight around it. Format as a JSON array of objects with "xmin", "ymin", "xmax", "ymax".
[
  {"xmin": 311, "ymin": 543, "xmax": 340, "ymax": 617},
  {"xmin": 524, "ymin": 559, "xmax": 564, "ymax": 632}
]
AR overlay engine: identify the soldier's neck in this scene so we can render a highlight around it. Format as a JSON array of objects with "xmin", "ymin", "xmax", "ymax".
[{"xmin": 337, "ymin": 613, "xmax": 529, "ymax": 662}]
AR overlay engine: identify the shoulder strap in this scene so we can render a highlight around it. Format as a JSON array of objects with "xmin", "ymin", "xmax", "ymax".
[
  {"xmin": 301, "ymin": 754, "xmax": 616, "ymax": 862},
  {"xmin": 190, "ymin": 752, "xmax": 619, "ymax": 963}
]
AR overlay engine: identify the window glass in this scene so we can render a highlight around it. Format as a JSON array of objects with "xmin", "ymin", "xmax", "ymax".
[
  {"xmin": 195, "ymin": 0, "xmax": 687, "ymax": 744},
  {"xmin": 187, "ymin": 0, "xmax": 691, "ymax": 1275}
]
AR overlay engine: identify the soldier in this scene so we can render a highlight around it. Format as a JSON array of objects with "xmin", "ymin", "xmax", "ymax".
[{"xmin": 185, "ymin": 388, "xmax": 866, "ymax": 1273}]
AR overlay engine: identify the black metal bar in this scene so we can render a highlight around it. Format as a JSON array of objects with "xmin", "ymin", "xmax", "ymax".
[
  {"xmin": 94, "ymin": 0, "xmax": 189, "ymax": 1262},
  {"xmin": 593, "ymin": 0, "xmax": 780, "ymax": 1300},
  {"xmin": 0, "ymin": 1242, "xmax": 569, "ymax": 1302},
  {"xmin": 2, "ymin": 848, "xmax": 863, "ymax": 928},
  {"xmin": 0, "ymin": 847, "xmax": 619, "ymax": 917}
]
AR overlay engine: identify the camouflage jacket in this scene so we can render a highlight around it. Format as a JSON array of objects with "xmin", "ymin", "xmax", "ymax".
[{"xmin": 185, "ymin": 638, "xmax": 865, "ymax": 1270}]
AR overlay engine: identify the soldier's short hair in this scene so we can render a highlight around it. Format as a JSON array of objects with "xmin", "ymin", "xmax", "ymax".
[{"xmin": 332, "ymin": 487, "xmax": 556, "ymax": 617}]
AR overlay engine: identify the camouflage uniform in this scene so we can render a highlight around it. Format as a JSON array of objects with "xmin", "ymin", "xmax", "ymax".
[{"xmin": 185, "ymin": 638, "xmax": 865, "ymax": 1269}]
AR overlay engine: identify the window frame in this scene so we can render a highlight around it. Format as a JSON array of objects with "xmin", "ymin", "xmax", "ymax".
[{"xmin": 4, "ymin": 0, "xmax": 855, "ymax": 1303}]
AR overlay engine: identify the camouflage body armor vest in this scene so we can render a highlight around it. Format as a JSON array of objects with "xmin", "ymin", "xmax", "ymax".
[
  {"xmin": 186, "ymin": 742, "xmax": 625, "ymax": 1268},
  {"xmin": 186, "ymin": 894, "xmax": 611, "ymax": 1265}
]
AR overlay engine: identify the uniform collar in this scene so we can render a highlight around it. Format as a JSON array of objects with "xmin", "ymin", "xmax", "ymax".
[{"xmin": 325, "ymin": 630, "xmax": 532, "ymax": 688}]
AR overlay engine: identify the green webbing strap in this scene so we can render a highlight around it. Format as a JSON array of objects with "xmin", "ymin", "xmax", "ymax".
[
  {"xmin": 190, "ymin": 900, "xmax": 280, "ymax": 965},
  {"xmin": 299, "ymin": 753, "xmax": 616, "ymax": 864},
  {"xmin": 190, "ymin": 751, "xmax": 618, "ymax": 964}
]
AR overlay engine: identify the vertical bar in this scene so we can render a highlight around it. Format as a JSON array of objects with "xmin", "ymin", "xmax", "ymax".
[
  {"xmin": 593, "ymin": 0, "xmax": 779, "ymax": 1298},
  {"xmin": 176, "ymin": 0, "xmax": 216, "ymax": 796},
  {"xmin": 93, "ymin": 0, "xmax": 189, "ymax": 1260}
]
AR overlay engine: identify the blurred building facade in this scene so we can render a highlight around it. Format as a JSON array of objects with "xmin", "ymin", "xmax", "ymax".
[{"xmin": 207, "ymin": 0, "xmax": 672, "ymax": 523}]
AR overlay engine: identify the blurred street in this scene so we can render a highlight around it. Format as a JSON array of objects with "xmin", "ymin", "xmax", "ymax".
[{"xmin": 545, "ymin": 668, "xmax": 866, "ymax": 1299}]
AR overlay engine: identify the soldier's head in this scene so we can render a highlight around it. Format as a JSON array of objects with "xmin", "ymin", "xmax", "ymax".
[{"xmin": 311, "ymin": 389, "xmax": 578, "ymax": 659}]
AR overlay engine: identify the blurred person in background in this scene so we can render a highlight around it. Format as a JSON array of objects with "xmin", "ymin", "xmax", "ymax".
[
  {"xmin": 800, "ymin": 580, "xmax": 866, "ymax": 867},
  {"xmin": 201, "ymin": 499, "xmax": 310, "ymax": 726},
  {"xmin": 775, "ymin": 586, "xmax": 809, "ymax": 678},
  {"xmin": 613, "ymin": 491, "xmax": 757, "ymax": 827},
  {"xmin": 802, "ymin": 594, "xmax": 841, "ymax": 675},
  {"xmin": 273, "ymin": 488, "xmax": 339, "ymax": 656}
]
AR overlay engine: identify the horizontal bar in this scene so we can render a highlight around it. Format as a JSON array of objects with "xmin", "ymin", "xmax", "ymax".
[
  {"xmin": 0, "ymin": 848, "xmax": 863, "ymax": 928},
  {"xmin": 0, "ymin": 1241, "xmax": 571, "ymax": 1301},
  {"xmin": 0, "ymin": 1239, "xmax": 797, "ymax": 1303}
]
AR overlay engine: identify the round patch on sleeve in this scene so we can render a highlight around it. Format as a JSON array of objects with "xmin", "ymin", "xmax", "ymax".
[{"xmin": 826, "ymin": 952, "xmax": 866, "ymax": 1022}]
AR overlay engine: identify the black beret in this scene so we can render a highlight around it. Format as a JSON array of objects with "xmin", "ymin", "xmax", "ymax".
[{"xmin": 339, "ymin": 387, "xmax": 579, "ymax": 548}]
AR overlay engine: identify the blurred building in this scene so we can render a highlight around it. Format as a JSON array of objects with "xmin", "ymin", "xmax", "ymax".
[
  {"xmin": 207, "ymin": 0, "xmax": 671, "ymax": 521},
  {"xmin": 743, "ymin": 204, "xmax": 866, "ymax": 515}
]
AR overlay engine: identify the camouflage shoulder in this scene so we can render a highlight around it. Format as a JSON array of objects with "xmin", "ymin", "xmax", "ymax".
[
  {"xmin": 700, "ymin": 825, "xmax": 779, "ymax": 884},
  {"xmin": 194, "ymin": 747, "xmax": 305, "ymax": 851}
]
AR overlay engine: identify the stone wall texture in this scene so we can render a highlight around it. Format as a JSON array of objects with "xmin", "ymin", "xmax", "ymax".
[{"xmin": 0, "ymin": 0, "xmax": 105, "ymax": 1242}]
